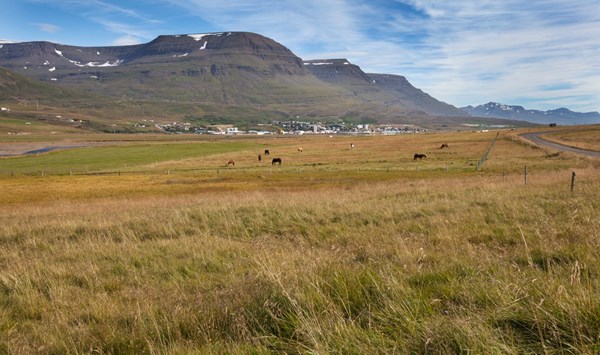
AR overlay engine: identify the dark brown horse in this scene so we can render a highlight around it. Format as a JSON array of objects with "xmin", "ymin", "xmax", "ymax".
[
  {"xmin": 413, "ymin": 153, "xmax": 426, "ymax": 160},
  {"xmin": 258, "ymin": 154, "xmax": 262, "ymax": 162},
  {"xmin": 272, "ymin": 158, "xmax": 282, "ymax": 165},
  {"xmin": 226, "ymin": 159, "xmax": 235, "ymax": 166},
  {"xmin": 440, "ymin": 143, "xmax": 449, "ymax": 149},
  {"xmin": 264, "ymin": 149, "xmax": 270, "ymax": 155}
]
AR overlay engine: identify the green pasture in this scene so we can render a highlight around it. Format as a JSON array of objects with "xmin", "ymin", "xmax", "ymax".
[
  {"xmin": 0, "ymin": 141, "xmax": 256, "ymax": 174},
  {"xmin": 0, "ymin": 130, "xmax": 589, "ymax": 176}
]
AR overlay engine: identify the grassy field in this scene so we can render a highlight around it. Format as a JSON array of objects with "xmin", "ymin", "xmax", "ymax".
[{"xmin": 1, "ymin": 129, "xmax": 600, "ymax": 353}]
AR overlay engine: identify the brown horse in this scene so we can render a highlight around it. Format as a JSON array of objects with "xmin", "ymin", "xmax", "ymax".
[
  {"xmin": 258, "ymin": 154, "xmax": 262, "ymax": 162},
  {"xmin": 297, "ymin": 147, "xmax": 303, "ymax": 152},
  {"xmin": 264, "ymin": 149, "xmax": 270, "ymax": 155},
  {"xmin": 272, "ymin": 158, "xmax": 282, "ymax": 165},
  {"xmin": 226, "ymin": 159, "xmax": 235, "ymax": 166},
  {"xmin": 440, "ymin": 143, "xmax": 449, "ymax": 149},
  {"xmin": 413, "ymin": 153, "xmax": 426, "ymax": 160}
]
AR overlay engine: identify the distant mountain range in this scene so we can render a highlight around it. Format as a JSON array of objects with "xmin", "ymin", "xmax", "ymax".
[
  {"xmin": 461, "ymin": 102, "xmax": 600, "ymax": 125},
  {"xmin": 0, "ymin": 32, "xmax": 539, "ymax": 130}
]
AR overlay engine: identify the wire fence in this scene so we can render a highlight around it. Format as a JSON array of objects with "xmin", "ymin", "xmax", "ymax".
[
  {"xmin": 0, "ymin": 163, "xmax": 476, "ymax": 178},
  {"xmin": 476, "ymin": 132, "xmax": 500, "ymax": 171}
]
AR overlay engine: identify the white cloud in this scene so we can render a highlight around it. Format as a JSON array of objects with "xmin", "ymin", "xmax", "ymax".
[
  {"xmin": 397, "ymin": 1, "xmax": 600, "ymax": 111},
  {"xmin": 34, "ymin": 23, "xmax": 61, "ymax": 33},
  {"xmin": 112, "ymin": 34, "xmax": 142, "ymax": 46}
]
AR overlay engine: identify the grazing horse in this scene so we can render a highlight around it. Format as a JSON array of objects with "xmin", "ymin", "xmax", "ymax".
[
  {"xmin": 351, "ymin": 143, "xmax": 355, "ymax": 149},
  {"xmin": 258, "ymin": 154, "xmax": 262, "ymax": 162},
  {"xmin": 272, "ymin": 158, "xmax": 282, "ymax": 165},
  {"xmin": 440, "ymin": 143, "xmax": 449, "ymax": 149},
  {"xmin": 413, "ymin": 153, "xmax": 427, "ymax": 160},
  {"xmin": 226, "ymin": 159, "xmax": 235, "ymax": 166},
  {"xmin": 297, "ymin": 147, "xmax": 303, "ymax": 152},
  {"xmin": 264, "ymin": 149, "xmax": 270, "ymax": 155}
]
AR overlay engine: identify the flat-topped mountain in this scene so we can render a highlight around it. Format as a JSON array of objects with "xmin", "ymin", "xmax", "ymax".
[
  {"xmin": 462, "ymin": 102, "xmax": 600, "ymax": 125},
  {"xmin": 0, "ymin": 32, "xmax": 303, "ymax": 72},
  {"xmin": 1, "ymin": 32, "xmax": 507, "ymax": 129}
]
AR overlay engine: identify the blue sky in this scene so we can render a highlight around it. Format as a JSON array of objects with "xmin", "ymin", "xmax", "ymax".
[{"xmin": 1, "ymin": 0, "xmax": 599, "ymax": 112}]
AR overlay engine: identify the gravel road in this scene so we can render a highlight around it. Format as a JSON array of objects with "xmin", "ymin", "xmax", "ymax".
[{"xmin": 520, "ymin": 131, "xmax": 600, "ymax": 158}]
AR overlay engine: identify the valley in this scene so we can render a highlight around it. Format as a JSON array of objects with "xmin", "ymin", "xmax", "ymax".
[{"xmin": 2, "ymin": 28, "xmax": 600, "ymax": 354}]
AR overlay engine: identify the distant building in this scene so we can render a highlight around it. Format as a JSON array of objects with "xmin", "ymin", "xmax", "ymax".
[{"xmin": 226, "ymin": 127, "xmax": 240, "ymax": 135}]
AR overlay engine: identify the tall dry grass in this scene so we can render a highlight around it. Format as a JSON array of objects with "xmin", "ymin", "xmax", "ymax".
[{"xmin": 1, "ymin": 163, "xmax": 599, "ymax": 353}]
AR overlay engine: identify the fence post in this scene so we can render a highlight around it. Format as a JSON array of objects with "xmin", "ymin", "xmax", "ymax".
[
  {"xmin": 571, "ymin": 171, "xmax": 576, "ymax": 192},
  {"xmin": 524, "ymin": 165, "xmax": 528, "ymax": 185}
]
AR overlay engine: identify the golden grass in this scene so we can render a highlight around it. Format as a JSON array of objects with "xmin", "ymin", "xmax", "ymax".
[{"xmin": 1, "ymin": 130, "xmax": 600, "ymax": 353}]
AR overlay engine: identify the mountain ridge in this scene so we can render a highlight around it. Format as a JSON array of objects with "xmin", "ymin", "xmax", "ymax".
[
  {"xmin": 462, "ymin": 102, "xmax": 600, "ymax": 125},
  {"xmin": 0, "ymin": 32, "xmax": 532, "ymax": 130}
]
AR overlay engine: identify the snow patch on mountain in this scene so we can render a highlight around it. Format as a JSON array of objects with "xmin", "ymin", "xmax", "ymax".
[
  {"xmin": 187, "ymin": 32, "xmax": 229, "ymax": 42},
  {"xmin": 75, "ymin": 60, "xmax": 123, "ymax": 67}
]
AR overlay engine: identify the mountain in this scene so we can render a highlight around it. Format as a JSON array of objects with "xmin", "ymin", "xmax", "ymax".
[
  {"xmin": 0, "ymin": 31, "xmax": 519, "ymax": 130},
  {"xmin": 303, "ymin": 59, "xmax": 464, "ymax": 117},
  {"xmin": 462, "ymin": 102, "xmax": 600, "ymax": 125}
]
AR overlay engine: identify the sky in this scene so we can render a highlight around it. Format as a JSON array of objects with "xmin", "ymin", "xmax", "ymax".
[{"xmin": 1, "ymin": 0, "xmax": 599, "ymax": 112}]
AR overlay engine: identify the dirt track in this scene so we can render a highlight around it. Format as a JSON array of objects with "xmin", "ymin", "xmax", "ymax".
[{"xmin": 520, "ymin": 131, "xmax": 600, "ymax": 158}]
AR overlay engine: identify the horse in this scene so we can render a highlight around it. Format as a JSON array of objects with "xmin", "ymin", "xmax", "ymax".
[
  {"xmin": 258, "ymin": 154, "xmax": 262, "ymax": 162},
  {"xmin": 351, "ymin": 143, "xmax": 355, "ymax": 149},
  {"xmin": 440, "ymin": 143, "xmax": 449, "ymax": 149},
  {"xmin": 413, "ymin": 153, "xmax": 426, "ymax": 160},
  {"xmin": 297, "ymin": 147, "xmax": 303, "ymax": 152},
  {"xmin": 226, "ymin": 159, "xmax": 235, "ymax": 166},
  {"xmin": 272, "ymin": 158, "xmax": 282, "ymax": 165},
  {"xmin": 264, "ymin": 149, "xmax": 270, "ymax": 155}
]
